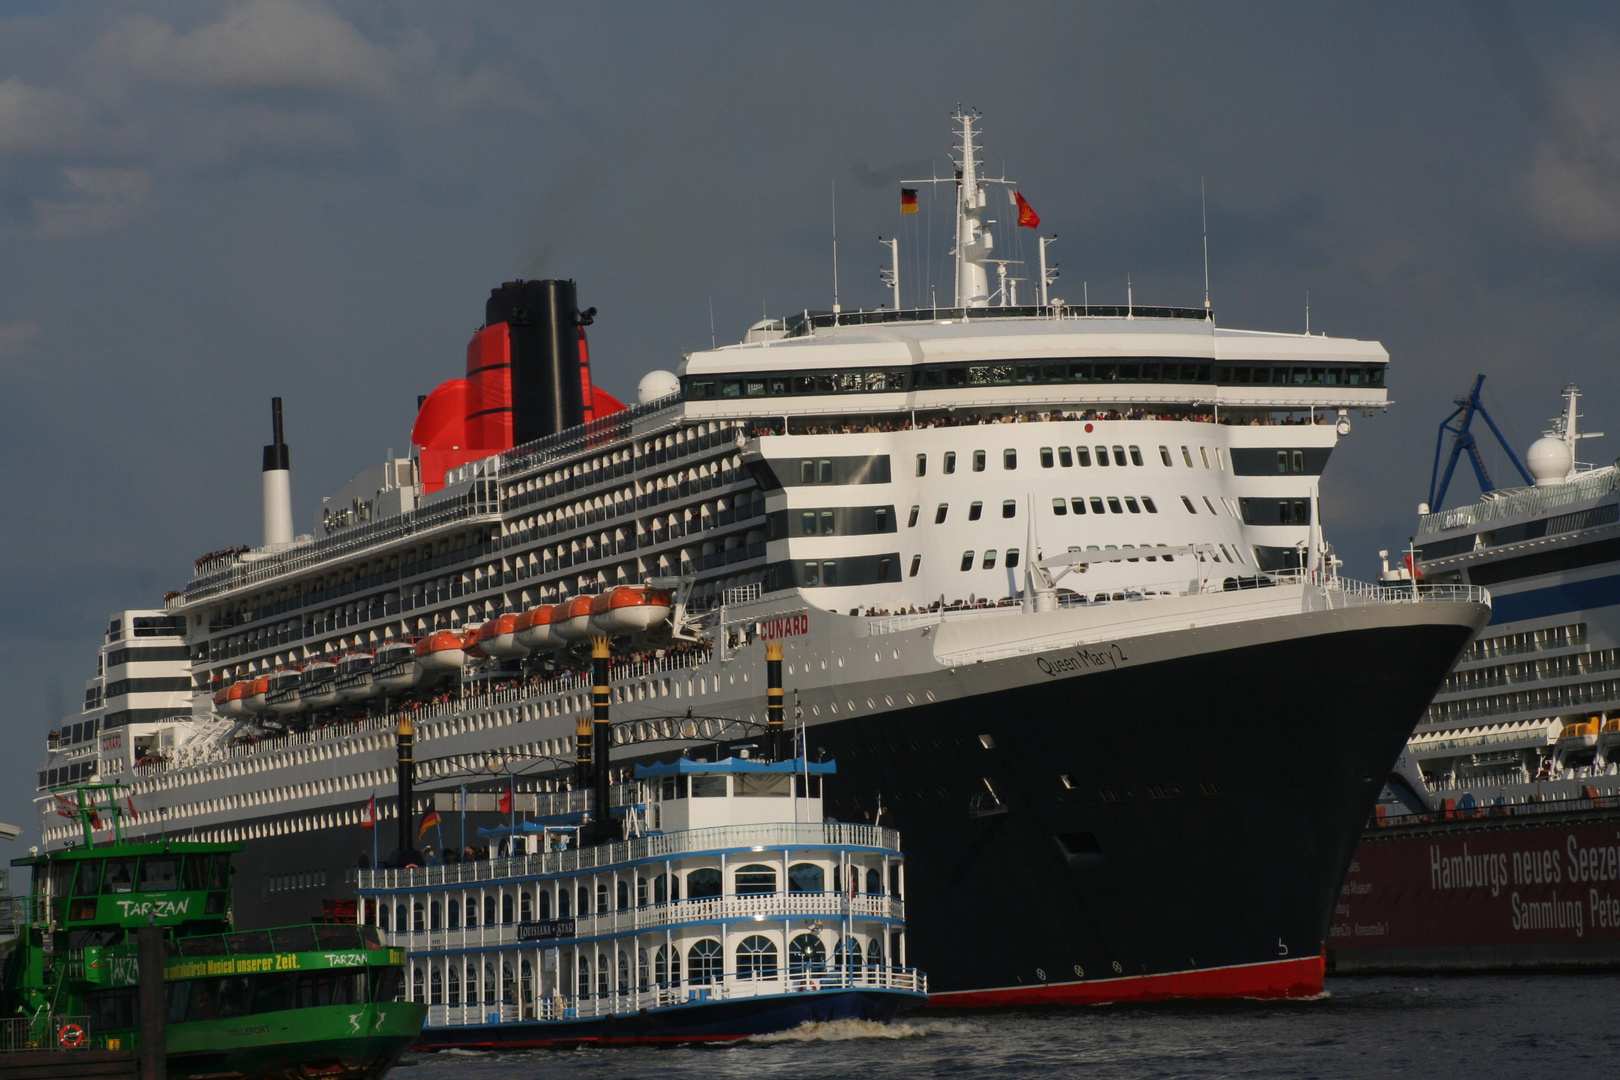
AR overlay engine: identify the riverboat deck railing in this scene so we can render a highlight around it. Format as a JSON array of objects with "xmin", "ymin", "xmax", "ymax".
[
  {"xmin": 358, "ymin": 822, "xmax": 900, "ymax": 893},
  {"xmin": 0, "ymin": 1016, "xmax": 91, "ymax": 1053},
  {"xmin": 422, "ymin": 965, "xmax": 926, "ymax": 1028},
  {"xmin": 385, "ymin": 890, "xmax": 905, "ymax": 953}
]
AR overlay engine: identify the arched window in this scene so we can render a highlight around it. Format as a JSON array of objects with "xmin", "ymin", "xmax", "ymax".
[
  {"xmin": 867, "ymin": 868, "xmax": 882, "ymax": 895},
  {"xmin": 520, "ymin": 891, "xmax": 532, "ymax": 921},
  {"xmin": 395, "ymin": 903, "xmax": 407, "ymax": 931},
  {"xmin": 463, "ymin": 896, "xmax": 477, "ymax": 929},
  {"xmin": 412, "ymin": 903, "xmax": 425, "ymax": 932},
  {"xmin": 687, "ymin": 868, "xmax": 721, "ymax": 898},
  {"xmin": 737, "ymin": 935, "xmax": 778, "ymax": 980},
  {"xmin": 735, "ymin": 864, "xmax": 776, "ymax": 894},
  {"xmin": 483, "ymin": 963, "xmax": 496, "ymax": 1004},
  {"xmin": 617, "ymin": 880, "xmax": 630, "ymax": 909},
  {"xmin": 429, "ymin": 967, "xmax": 443, "ymax": 1005},
  {"xmin": 577, "ymin": 953, "xmax": 592, "ymax": 997},
  {"xmin": 637, "ymin": 877, "xmax": 649, "ymax": 906},
  {"xmin": 411, "ymin": 967, "xmax": 424, "ymax": 1002},
  {"xmin": 687, "ymin": 939, "xmax": 723, "ymax": 985},
  {"xmin": 430, "ymin": 901, "xmax": 441, "ymax": 930},
  {"xmin": 502, "ymin": 962, "xmax": 516, "ymax": 1004},
  {"xmin": 653, "ymin": 875, "xmax": 667, "ymax": 904},
  {"xmin": 834, "ymin": 937, "xmax": 864, "ymax": 973},
  {"xmin": 502, "ymin": 894, "xmax": 514, "ymax": 924},
  {"xmin": 466, "ymin": 964, "xmax": 479, "ymax": 1003},
  {"xmin": 596, "ymin": 951, "xmax": 610, "ymax": 997},
  {"xmin": 520, "ymin": 960, "xmax": 534, "ymax": 1016},
  {"xmin": 617, "ymin": 949, "xmax": 630, "ymax": 995},
  {"xmin": 538, "ymin": 890, "xmax": 551, "ymax": 919},
  {"xmin": 377, "ymin": 905, "xmax": 389, "ymax": 931},
  {"xmin": 578, "ymin": 885, "xmax": 590, "ymax": 914},
  {"xmin": 789, "ymin": 863, "xmax": 825, "ymax": 893},
  {"xmin": 637, "ymin": 948, "xmax": 650, "ymax": 989},
  {"xmin": 558, "ymin": 888, "xmax": 571, "ymax": 918},
  {"xmin": 447, "ymin": 899, "xmax": 460, "ymax": 929},
  {"xmin": 653, "ymin": 945, "xmax": 681, "ymax": 987},
  {"xmin": 596, "ymin": 882, "xmax": 609, "ymax": 913},
  {"xmin": 789, "ymin": 933, "xmax": 827, "ymax": 973},
  {"xmin": 483, "ymin": 896, "xmax": 496, "ymax": 925},
  {"xmin": 868, "ymin": 936, "xmax": 884, "ymax": 971},
  {"xmin": 447, "ymin": 965, "xmax": 460, "ymax": 1006}
]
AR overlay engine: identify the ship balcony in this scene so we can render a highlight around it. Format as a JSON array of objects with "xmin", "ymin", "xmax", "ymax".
[
  {"xmin": 385, "ymin": 890, "xmax": 906, "ymax": 953},
  {"xmin": 419, "ymin": 965, "xmax": 927, "ymax": 1027}
]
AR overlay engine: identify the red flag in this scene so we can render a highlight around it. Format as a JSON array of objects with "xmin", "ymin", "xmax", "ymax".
[
  {"xmin": 1013, "ymin": 191, "xmax": 1040, "ymax": 229},
  {"xmin": 125, "ymin": 795, "xmax": 138, "ymax": 823},
  {"xmin": 498, "ymin": 787, "xmax": 513, "ymax": 815},
  {"xmin": 361, "ymin": 794, "xmax": 376, "ymax": 830},
  {"xmin": 88, "ymin": 808, "xmax": 103, "ymax": 830},
  {"xmin": 53, "ymin": 794, "xmax": 76, "ymax": 820}
]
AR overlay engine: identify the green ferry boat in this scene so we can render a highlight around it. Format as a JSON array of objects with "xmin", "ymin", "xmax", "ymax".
[{"xmin": 4, "ymin": 786, "xmax": 425, "ymax": 1079}]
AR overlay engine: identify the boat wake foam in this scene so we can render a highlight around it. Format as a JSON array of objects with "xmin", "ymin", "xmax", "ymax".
[{"xmin": 747, "ymin": 1018, "xmax": 973, "ymax": 1043}]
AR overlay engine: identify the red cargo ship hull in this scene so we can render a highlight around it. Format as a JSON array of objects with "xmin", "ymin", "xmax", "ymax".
[{"xmin": 1330, "ymin": 806, "xmax": 1620, "ymax": 971}]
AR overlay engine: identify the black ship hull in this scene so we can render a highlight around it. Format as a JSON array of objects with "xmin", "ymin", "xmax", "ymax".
[{"xmin": 229, "ymin": 616, "xmax": 1473, "ymax": 1003}]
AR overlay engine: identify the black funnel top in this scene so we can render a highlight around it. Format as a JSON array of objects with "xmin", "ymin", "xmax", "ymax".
[
  {"xmin": 263, "ymin": 397, "xmax": 289, "ymax": 472},
  {"xmin": 486, "ymin": 280, "xmax": 585, "ymax": 445}
]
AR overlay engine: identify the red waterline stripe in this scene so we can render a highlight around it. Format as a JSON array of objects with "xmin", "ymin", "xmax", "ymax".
[{"xmin": 929, "ymin": 954, "xmax": 1325, "ymax": 1007}]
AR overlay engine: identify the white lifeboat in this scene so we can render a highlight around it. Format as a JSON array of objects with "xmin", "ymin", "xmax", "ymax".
[
  {"xmin": 243, "ymin": 674, "xmax": 272, "ymax": 715},
  {"xmin": 590, "ymin": 585, "xmax": 674, "ymax": 634},
  {"xmin": 553, "ymin": 595, "xmax": 597, "ymax": 642},
  {"xmin": 300, "ymin": 660, "xmax": 340, "ymax": 710},
  {"xmin": 267, "ymin": 668, "xmax": 303, "ymax": 716},
  {"xmin": 335, "ymin": 652, "xmax": 377, "ymax": 702},
  {"xmin": 476, "ymin": 613, "xmax": 529, "ymax": 659},
  {"xmin": 373, "ymin": 640, "xmax": 424, "ymax": 693},
  {"xmin": 416, "ymin": 629, "xmax": 471, "ymax": 672},
  {"xmin": 514, "ymin": 604, "xmax": 560, "ymax": 650}
]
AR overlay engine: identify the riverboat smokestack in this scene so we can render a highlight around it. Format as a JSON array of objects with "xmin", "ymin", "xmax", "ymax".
[
  {"xmin": 591, "ymin": 636, "xmax": 616, "ymax": 843},
  {"xmin": 261, "ymin": 397, "xmax": 293, "ymax": 547}
]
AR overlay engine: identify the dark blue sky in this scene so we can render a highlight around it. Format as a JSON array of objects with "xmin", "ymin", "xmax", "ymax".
[{"xmin": 2, "ymin": 0, "xmax": 1617, "ymax": 838}]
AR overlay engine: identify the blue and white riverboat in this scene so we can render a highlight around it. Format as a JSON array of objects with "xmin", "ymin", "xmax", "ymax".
[{"xmin": 357, "ymin": 754, "xmax": 925, "ymax": 1046}]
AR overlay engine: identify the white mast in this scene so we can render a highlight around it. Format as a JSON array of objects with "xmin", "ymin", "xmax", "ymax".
[
  {"xmin": 879, "ymin": 236, "xmax": 900, "ymax": 309},
  {"xmin": 1039, "ymin": 236, "xmax": 1058, "ymax": 308},
  {"xmin": 953, "ymin": 108, "xmax": 992, "ymax": 308}
]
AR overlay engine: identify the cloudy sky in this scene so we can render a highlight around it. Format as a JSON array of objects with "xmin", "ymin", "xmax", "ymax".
[{"xmin": 2, "ymin": 0, "xmax": 1618, "ymax": 836}]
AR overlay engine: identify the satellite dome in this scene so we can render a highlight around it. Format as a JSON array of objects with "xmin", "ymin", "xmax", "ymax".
[
  {"xmin": 1526, "ymin": 436, "xmax": 1573, "ymax": 487},
  {"xmin": 637, "ymin": 370, "xmax": 680, "ymax": 404}
]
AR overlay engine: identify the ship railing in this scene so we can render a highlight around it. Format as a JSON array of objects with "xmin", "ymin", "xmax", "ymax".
[
  {"xmin": 0, "ymin": 895, "xmax": 35, "ymax": 933},
  {"xmin": 1417, "ymin": 466, "xmax": 1620, "ymax": 534},
  {"xmin": 389, "ymin": 891, "xmax": 905, "ymax": 951},
  {"xmin": 418, "ymin": 966, "xmax": 926, "ymax": 1027},
  {"xmin": 358, "ymin": 822, "xmax": 899, "ymax": 891},
  {"xmin": 0, "ymin": 1016, "xmax": 91, "ymax": 1052},
  {"xmin": 1374, "ymin": 789, "xmax": 1620, "ymax": 828}
]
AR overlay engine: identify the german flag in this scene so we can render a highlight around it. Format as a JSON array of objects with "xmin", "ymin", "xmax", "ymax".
[
  {"xmin": 417, "ymin": 810, "xmax": 441, "ymax": 839},
  {"xmin": 900, "ymin": 188, "xmax": 919, "ymax": 214}
]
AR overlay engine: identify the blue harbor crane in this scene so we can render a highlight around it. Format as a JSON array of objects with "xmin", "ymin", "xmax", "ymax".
[{"xmin": 1428, "ymin": 373, "xmax": 1535, "ymax": 512}]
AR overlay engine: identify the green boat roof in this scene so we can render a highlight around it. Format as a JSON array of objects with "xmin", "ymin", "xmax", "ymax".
[{"xmin": 12, "ymin": 839, "xmax": 243, "ymax": 867}]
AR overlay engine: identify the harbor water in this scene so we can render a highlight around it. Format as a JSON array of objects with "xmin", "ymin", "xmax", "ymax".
[{"xmin": 396, "ymin": 974, "xmax": 1618, "ymax": 1079}]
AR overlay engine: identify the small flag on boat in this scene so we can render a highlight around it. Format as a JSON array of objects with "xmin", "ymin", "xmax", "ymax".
[
  {"xmin": 418, "ymin": 811, "xmax": 441, "ymax": 840},
  {"xmin": 88, "ymin": 808, "xmax": 103, "ymax": 830},
  {"xmin": 498, "ymin": 785, "xmax": 513, "ymax": 815},
  {"xmin": 125, "ymin": 795, "xmax": 138, "ymax": 823},
  {"xmin": 53, "ymin": 793, "xmax": 76, "ymax": 820},
  {"xmin": 1013, "ymin": 191, "xmax": 1041, "ymax": 229},
  {"xmin": 361, "ymin": 793, "xmax": 376, "ymax": 830},
  {"xmin": 900, "ymin": 188, "xmax": 919, "ymax": 214}
]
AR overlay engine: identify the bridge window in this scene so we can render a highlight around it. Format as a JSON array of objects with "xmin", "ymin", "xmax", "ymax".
[
  {"xmin": 1128, "ymin": 446, "xmax": 1143, "ymax": 466},
  {"xmin": 1182, "ymin": 446, "xmax": 1194, "ymax": 467}
]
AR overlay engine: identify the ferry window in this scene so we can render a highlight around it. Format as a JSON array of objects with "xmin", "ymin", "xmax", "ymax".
[
  {"xmin": 413, "ymin": 903, "xmax": 425, "ymax": 932},
  {"xmin": 73, "ymin": 860, "xmax": 103, "ymax": 897},
  {"xmin": 789, "ymin": 863, "xmax": 825, "ymax": 893},
  {"xmin": 874, "ymin": 507, "xmax": 889, "ymax": 531},
  {"xmin": 447, "ymin": 967, "xmax": 461, "ymax": 1006},
  {"xmin": 690, "ymin": 775, "xmax": 728, "ymax": 798},
  {"xmin": 557, "ymin": 889, "xmax": 570, "ymax": 918},
  {"xmin": 688, "ymin": 939, "xmax": 723, "ymax": 985},
  {"xmin": 969, "ymin": 502, "xmax": 984, "ymax": 521},
  {"xmin": 819, "ymin": 459, "xmax": 833, "ymax": 484},
  {"xmin": 1292, "ymin": 450, "xmax": 1305, "ymax": 473},
  {"xmin": 936, "ymin": 504, "xmax": 949, "ymax": 524},
  {"xmin": 1129, "ymin": 446, "xmax": 1143, "ymax": 466},
  {"xmin": 1113, "ymin": 446, "xmax": 1128, "ymax": 467},
  {"xmin": 823, "ymin": 560, "xmax": 839, "ymax": 586},
  {"xmin": 485, "ymin": 896, "xmax": 497, "ymax": 925},
  {"xmin": 800, "ymin": 460, "xmax": 814, "ymax": 484},
  {"xmin": 1124, "ymin": 497, "xmax": 1141, "ymax": 514},
  {"xmin": 1143, "ymin": 497, "xmax": 1158, "ymax": 514},
  {"xmin": 983, "ymin": 550, "xmax": 998, "ymax": 570},
  {"xmin": 790, "ymin": 934, "xmax": 828, "ymax": 973},
  {"xmin": 961, "ymin": 551, "xmax": 975, "ymax": 571},
  {"xmin": 1182, "ymin": 446, "xmax": 1194, "ymax": 467},
  {"xmin": 448, "ymin": 899, "xmax": 460, "ymax": 928},
  {"xmin": 576, "ymin": 956, "xmax": 591, "ymax": 998},
  {"xmin": 916, "ymin": 453, "xmax": 927, "ymax": 477},
  {"xmin": 577, "ymin": 886, "xmax": 590, "ymax": 915},
  {"xmin": 520, "ymin": 892, "xmax": 533, "ymax": 920},
  {"xmin": 540, "ymin": 890, "xmax": 552, "ymax": 918},
  {"xmin": 801, "ymin": 562, "xmax": 819, "ymax": 587},
  {"xmin": 1095, "ymin": 445, "xmax": 1109, "ymax": 466},
  {"xmin": 821, "ymin": 511, "xmax": 835, "ymax": 535},
  {"xmin": 428, "ymin": 970, "xmax": 443, "ymax": 1006},
  {"xmin": 800, "ymin": 511, "xmax": 816, "ymax": 535},
  {"xmin": 1004, "ymin": 449, "xmax": 1018, "ymax": 470},
  {"xmin": 102, "ymin": 859, "xmax": 135, "ymax": 895},
  {"xmin": 498, "ymin": 894, "xmax": 511, "ymax": 923},
  {"xmin": 1003, "ymin": 501, "xmax": 1016, "ymax": 518},
  {"xmin": 1041, "ymin": 447, "xmax": 1054, "ymax": 468},
  {"xmin": 1200, "ymin": 447, "xmax": 1210, "ymax": 468},
  {"xmin": 738, "ymin": 935, "xmax": 779, "ymax": 980},
  {"xmin": 944, "ymin": 451, "xmax": 957, "ymax": 474},
  {"xmin": 1053, "ymin": 498, "xmax": 1068, "ymax": 515},
  {"xmin": 973, "ymin": 450, "xmax": 987, "ymax": 472},
  {"xmin": 250, "ymin": 973, "xmax": 294, "ymax": 1014},
  {"xmin": 867, "ymin": 868, "xmax": 883, "ymax": 895},
  {"xmin": 736, "ymin": 864, "xmax": 777, "ymax": 894},
  {"xmin": 1059, "ymin": 446, "xmax": 1073, "ymax": 467},
  {"xmin": 687, "ymin": 868, "xmax": 722, "ymax": 899},
  {"xmin": 394, "ymin": 904, "xmax": 407, "ymax": 931},
  {"xmin": 909, "ymin": 555, "xmax": 921, "ymax": 577},
  {"xmin": 618, "ymin": 881, "xmax": 630, "ymax": 909},
  {"xmin": 1076, "ymin": 446, "xmax": 1092, "ymax": 467},
  {"xmin": 1181, "ymin": 496, "xmax": 1197, "ymax": 513},
  {"xmin": 1006, "ymin": 548, "xmax": 1021, "ymax": 568},
  {"xmin": 431, "ymin": 901, "xmax": 442, "ymax": 930},
  {"xmin": 908, "ymin": 505, "xmax": 919, "ymax": 528},
  {"xmin": 1160, "ymin": 446, "xmax": 1173, "ymax": 466},
  {"xmin": 1090, "ymin": 497, "xmax": 1106, "ymax": 514},
  {"xmin": 1203, "ymin": 496, "xmax": 1220, "ymax": 515},
  {"xmin": 655, "ymin": 945, "xmax": 681, "ymax": 986},
  {"xmin": 595, "ymin": 882, "xmax": 609, "ymax": 914}
]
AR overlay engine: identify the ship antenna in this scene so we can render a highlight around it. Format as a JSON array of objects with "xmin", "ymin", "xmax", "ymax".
[
  {"xmin": 708, "ymin": 297, "xmax": 716, "ymax": 350},
  {"xmin": 1305, "ymin": 291, "xmax": 1310, "ymax": 335},
  {"xmin": 1201, "ymin": 178, "xmax": 1212, "ymax": 312},
  {"xmin": 831, "ymin": 179, "xmax": 841, "ymax": 315}
]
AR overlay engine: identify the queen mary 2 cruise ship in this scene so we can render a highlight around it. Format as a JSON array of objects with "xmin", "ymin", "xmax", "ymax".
[{"xmin": 36, "ymin": 110, "xmax": 1488, "ymax": 1007}]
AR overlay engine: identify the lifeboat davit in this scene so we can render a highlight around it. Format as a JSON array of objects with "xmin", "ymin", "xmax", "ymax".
[
  {"xmin": 553, "ymin": 595, "xmax": 598, "ymax": 642},
  {"xmin": 300, "ymin": 660, "xmax": 339, "ymax": 710},
  {"xmin": 514, "ymin": 605, "xmax": 560, "ymax": 650},
  {"xmin": 335, "ymin": 652, "xmax": 377, "ymax": 702},
  {"xmin": 590, "ymin": 586, "xmax": 674, "ymax": 634},
  {"xmin": 476, "ymin": 613, "xmax": 529, "ymax": 659},
  {"xmin": 243, "ymin": 674, "xmax": 272, "ymax": 714},
  {"xmin": 373, "ymin": 640, "xmax": 424, "ymax": 693},
  {"xmin": 416, "ymin": 629, "xmax": 470, "ymax": 672},
  {"xmin": 222, "ymin": 680, "xmax": 250, "ymax": 718},
  {"xmin": 267, "ymin": 668, "xmax": 303, "ymax": 716}
]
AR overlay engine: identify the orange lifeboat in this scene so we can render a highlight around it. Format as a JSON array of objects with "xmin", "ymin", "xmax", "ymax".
[
  {"xmin": 476, "ymin": 613, "xmax": 529, "ymax": 659},
  {"xmin": 515, "ymin": 604, "xmax": 560, "ymax": 650},
  {"xmin": 415, "ymin": 629, "xmax": 471, "ymax": 672},
  {"xmin": 553, "ymin": 594, "xmax": 598, "ymax": 641},
  {"xmin": 243, "ymin": 674, "xmax": 273, "ymax": 714},
  {"xmin": 222, "ymin": 680, "xmax": 250, "ymax": 717},
  {"xmin": 590, "ymin": 586, "xmax": 674, "ymax": 634}
]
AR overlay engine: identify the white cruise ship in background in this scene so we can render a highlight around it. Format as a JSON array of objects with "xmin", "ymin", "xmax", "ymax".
[{"xmin": 35, "ymin": 110, "xmax": 1487, "ymax": 1006}]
